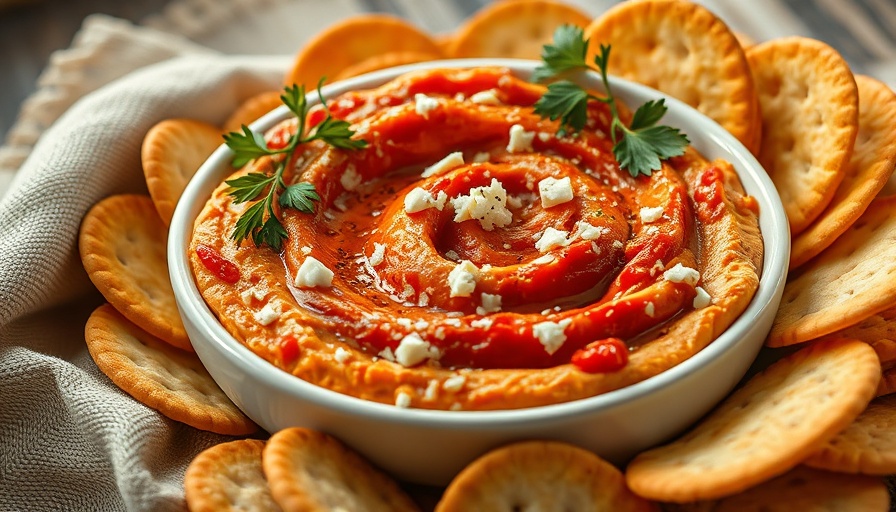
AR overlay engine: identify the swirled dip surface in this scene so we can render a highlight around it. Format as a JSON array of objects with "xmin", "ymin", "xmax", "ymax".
[{"xmin": 191, "ymin": 68, "xmax": 763, "ymax": 410}]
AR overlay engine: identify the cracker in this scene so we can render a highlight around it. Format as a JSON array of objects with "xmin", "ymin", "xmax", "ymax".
[
  {"xmin": 446, "ymin": 0, "xmax": 591, "ymax": 59},
  {"xmin": 584, "ymin": 0, "xmax": 760, "ymax": 153},
  {"xmin": 625, "ymin": 338, "xmax": 880, "ymax": 503},
  {"xmin": 804, "ymin": 394, "xmax": 896, "ymax": 475},
  {"xmin": 222, "ymin": 91, "xmax": 284, "ymax": 135},
  {"xmin": 184, "ymin": 439, "xmax": 280, "ymax": 512},
  {"xmin": 284, "ymin": 14, "xmax": 442, "ymax": 89},
  {"xmin": 813, "ymin": 307, "xmax": 896, "ymax": 363},
  {"xmin": 262, "ymin": 427, "xmax": 419, "ymax": 512},
  {"xmin": 768, "ymin": 195, "xmax": 896, "ymax": 347},
  {"xmin": 79, "ymin": 193, "xmax": 191, "ymax": 351},
  {"xmin": 878, "ymin": 367, "xmax": 896, "ymax": 397},
  {"xmin": 436, "ymin": 440, "xmax": 657, "ymax": 512},
  {"xmin": 663, "ymin": 466, "xmax": 889, "ymax": 511},
  {"xmin": 84, "ymin": 304, "xmax": 258, "ymax": 435},
  {"xmin": 142, "ymin": 119, "xmax": 222, "ymax": 226},
  {"xmin": 790, "ymin": 75, "xmax": 896, "ymax": 268},
  {"xmin": 746, "ymin": 37, "xmax": 859, "ymax": 236},
  {"xmin": 333, "ymin": 50, "xmax": 443, "ymax": 81}
]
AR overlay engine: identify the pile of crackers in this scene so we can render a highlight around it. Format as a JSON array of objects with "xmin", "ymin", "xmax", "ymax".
[{"xmin": 76, "ymin": 0, "xmax": 896, "ymax": 510}]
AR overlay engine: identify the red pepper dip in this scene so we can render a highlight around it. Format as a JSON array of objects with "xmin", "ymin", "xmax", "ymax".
[{"xmin": 190, "ymin": 67, "xmax": 763, "ymax": 411}]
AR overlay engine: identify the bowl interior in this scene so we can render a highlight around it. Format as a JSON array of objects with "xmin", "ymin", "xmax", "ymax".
[{"xmin": 168, "ymin": 58, "xmax": 789, "ymax": 482}]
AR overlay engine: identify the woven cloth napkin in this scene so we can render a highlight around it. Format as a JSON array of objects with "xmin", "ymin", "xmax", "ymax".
[{"xmin": 0, "ymin": 16, "xmax": 291, "ymax": 511}]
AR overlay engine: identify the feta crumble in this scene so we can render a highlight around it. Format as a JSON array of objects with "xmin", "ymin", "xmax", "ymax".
[
  {"xmin": 538, "ymin": 176, "xmax": 574, "ymax": 208},
  {"xmin": 443, "ymin": 375, "xmax": 466, "ymax": 392},
  {"xmin": 640, "ymin": 205, "xmax": 664, "ymax": 223},
  {"xmin": 334, "ymin": 346, "xmax": 351, "ymax": 363},
  {"xmin": 395, "ymin": 392, "xmax": 412, "ymax": 408},
  {"xmin": 404, "ymin": 187, "xmax": 448, "ymax": 213},
  {"xmin": 507, "ymin": 124, "xmax": 535, "ymax": 153},
  {"xmin": 414, "ymin": 93, "xmax": 439, "ymax": 117},
  {"xmin": 294, "ymin": 256, "xmax": 334, "ymax": 288},
  {"xmin": 535, "ymin": 227, "xmax": 570, "ymax": 253},
  {"xmin": 395, "ymin": 333, "xmax": 439, "ymax": 367},
  {"xmin": 368, "ymin": 242, "xmax": 386, "ymax": 266},
  {"xmin": 253, "ymin": 301, "xmax": 281, "ymax": 326},
  {"xmin": 470, "ymin": 89, "xmax": 501, "ymax": 105},
  {"xmin": 448, "ymin": 260, "xmax": 479, "ymax": 297},
  {"xmin": 476, "ymin": 293, "xmax": 502, "ymax": 315},
  {"xmin": 422, "ymin": 151, "xmax": 464, "ymax": 178},
  {"xmin": 693, "ymin": 286, "xmax": 711, "ymax": 308},
  {"xmin": 663, "ymin": 263, "xmax": 700, "ymax": 286},
  {"xmin": 451, "ymin": 178, "xmax": 513, "ymax": 231},
  {"xmin": 532, "ymin": 318, "xmax": 573, "ymax": 355}
]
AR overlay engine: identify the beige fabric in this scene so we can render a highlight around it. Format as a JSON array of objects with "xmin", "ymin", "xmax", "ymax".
[{"xmin": 0, "ymin": 16, "xmax": 289, "ymax": 510}]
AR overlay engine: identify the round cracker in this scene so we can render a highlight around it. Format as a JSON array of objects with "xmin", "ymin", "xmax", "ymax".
[
  {"xmin": 583, "ymin": 0, "xmax": 760, "ymax": 154},
  {"xmin": 142, "ymin": 119, "xmax": 222, "ymax": 226},
  {"xmin": 746, "ymin": 37, "xmax": 859, "ymax": 237},
  {"xmin": 790, "ymin": 75, "xmax": 896, "ymax": 269},
  {"xmin": 284, "ymin": 14, "xmax": 442, "ymax": 89},
  {"xmin": 813, "ymin": 307, "xmax": 896, "ymax": 364},
  {"xmin": 804, "ymin": 394, "xmax": 896, "ymax": 475},
  {"xmin": 84, "ymin": 304, "xmax": 257, "ymax": 435},
  {"xmin": 625, "ymin": 338, "xmax": 880, "ymax": 503},
  {"xmin": 79, "ymin": 193, "xmax": 190, "ymax": 351},
  {"xmin": 446, "ymin": 0, "xmax": 591, "ymax": 59},
  {"xmin": 663, "ymin": 466, "xmax": 889, "ymax": 512},
  {"xmin": 333, "ymin": 50, "xmax": 443, "ymax": 81},
  {"xmin": 768, "ymin": 195, "xmax": 896, "ymax": 347},
  {"xmin": 185, "ymin": 439, "xmax": 280, "ymax": 512},
  {"xmin": 436, "ymin": 440, "xmax": 657, "ymax": 512},
  {"xmin": 262, "ymin": 427, "xmax": 419, "ymax": 512},
  {"xmin": 222, "ymin": 91, "xmax": 284, "ymax": 135}
]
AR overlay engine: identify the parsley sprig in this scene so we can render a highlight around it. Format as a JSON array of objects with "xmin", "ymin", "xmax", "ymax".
[
  {"xmin": 223, "ymin": 82, "xmax": 366, "ymax": 251},
  {"xmin": 533, "ymin": 25, "xmax": 689, "ymax": 177}
]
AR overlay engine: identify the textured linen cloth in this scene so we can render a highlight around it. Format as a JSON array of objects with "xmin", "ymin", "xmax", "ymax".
[
  {"xmin": 2, "ymin": 1, "xmax": 896, "ymax": 510},
  {"xmin": 0, "ymin": 25, "xmax": 290, "ymax": 512}
]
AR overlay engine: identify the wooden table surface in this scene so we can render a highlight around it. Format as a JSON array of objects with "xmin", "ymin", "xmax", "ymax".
[{"xmin": 0, "ymin": 0, "xmax": 171, "ymax": 142}]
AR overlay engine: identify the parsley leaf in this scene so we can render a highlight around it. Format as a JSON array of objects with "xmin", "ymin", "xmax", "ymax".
[
  {"xmin": 223, "ymin": 81, "xmax": 365, "ymax": 249},
  {"xmin": 532, "ymin": 26, "xmax": 689, "ymax": 177}
]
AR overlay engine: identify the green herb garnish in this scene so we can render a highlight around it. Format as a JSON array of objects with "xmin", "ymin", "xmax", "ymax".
[
  {"xmin": 223, "ymin": 81, "xmax": 366, "ymax": 251},
  {"xmin": 532, "ymin": 25, "xmax": 689, "ymax": 177}
]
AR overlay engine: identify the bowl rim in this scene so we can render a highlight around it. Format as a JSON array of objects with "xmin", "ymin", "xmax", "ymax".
[{"xmin": 169, "ymin": 58, "xmax": 790, "ymax": 427}]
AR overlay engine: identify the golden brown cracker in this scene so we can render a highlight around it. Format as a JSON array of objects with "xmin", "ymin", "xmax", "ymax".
[
  {"xmin": 142, "ymin": 119, "xmax": 222, "ymax": 226},
  {"xmin": 222, "ymin": 92, "xmax": 284, "ymax": 135},
  {"xmin": 790, "ymin": 75, "xmax": 896, "ymax": 268},
  {"xmin": 769, "ymin": 195, "xmax": 896, "ymax": 347},
  {"xmin": 446, "ymin": 0, "xmax": 591, "ymax": 59},
  {"xmin": 625, "ymin": 338, "xmax": 880, "ymax": 503},
  {"xmin": 813, "ymin": 306, "xmax": 896, "ymax": 364},
  {"xmin": 877, "ymin": 366, "xmax": 896, "ymax": 397},
  {"xmin": 804, "ymin": 394, "xmax": 896, "ymax": 475},
  {"xmin": 185, "ymin": 439, "xmax": 280, "ymax": 512},
  {"xmin": 262, "ymin": 427, "xmax": 419, "ymax": 512},
  {"xmin": 84, "ymin": 304, "xmax": 257, "ymax": 435},
  {"xmin": 662, "ymin": 466, "xmax": 889, "ymax": 511},
  {"xmin": 284, "ymin": 14, "xmax": 442, "ymax": 89},
  {"xmin": 79, "ymin": 193, "xmax": 191, "ymax": 351},
  {"xmin": 333, "ymin": 51, "xmax": 443, "ymax": 81},
  {"xmin": 584, "ymin": 0, "xmax": 760, "ymax": 153},
  {"xmin": 746, "ymin": 37, "xmax": 859, "ymax": 237},
  {"xmin": 436, "ymin": 441, "xmax": 657, "ymax": 512}
]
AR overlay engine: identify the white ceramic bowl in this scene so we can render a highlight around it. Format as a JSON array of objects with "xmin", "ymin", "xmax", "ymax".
[{"xmin": 169, "ymin": 59, "xmax": 789, "ymax": 486}]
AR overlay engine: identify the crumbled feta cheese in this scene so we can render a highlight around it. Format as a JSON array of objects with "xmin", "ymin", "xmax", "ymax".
[
  {"xmin": 368, "ymin": 242, "xmax": 386, "ymax": 266},
  {"xmin": 535, "ymin": 227, "xmax": 570, "ymax": 253},
  {"xmin": 378, "ymin": 346, "xmax": 396, "ymax": 362},
  {"xmin": 404, "ymin": 187, "xmax": 448, "ymax": 213},
  {"xmin": 334, "ymin": 347, "xmax": 351, "ymax": 363},
  {"xmin": 340, "ymin": 164, "xmax": 362, "ymax": 191},
  {"xmin": 448, "ymin": 260, "xmax": 479, "ymax": 297},
  {"xmin": 538, "ymin": 176, "xmax": 574, "ymax": 208},
  {"xmin": 470, "ymin": 89, "xmax": 501, "ymax": 105},
  {"xmin": 253, "ymin": 301, "xmax": 281, "ymax": 326},
  {"xmin": 424, "ymin": 379, "xmax": 440, "ymax": 401},
  {"xmin": 472, "ymin": 151, "xmax": 491, "ymax": 163},
  {"xmin": 532, "ymin": 254, "xmax": 555, "ymax": 265},
  {"xmin": 612, "ymin": 240, "xmax": 624, "ymax": 250},
  {"xmin": 663, "ymin": 263, "xmax": 700, "ymax": 286},
  {"xmin": 414, "ymin": 93, "xmax": 439, "ymax": 117},
  {"xmin": 300, "ymin": 246, "xmax": 313, "ymax": 255},
  {"xmin": 470, "ymin": 317, "xmax": 493, "ymax": 329},
  {"xmin": 537, "ymin": 131, "xmax": 552, "ymax": 142},
  {"xmin": 507, "ymin": 124, "xmax": 535, "ymax": 153},
  {"xmin": 693, "ymin": 286, "xmax": 711, "ymax": 308},
  {"xmin": 395, "ymin": 392, "xmax": 412, "ymax": 408},
  {"xmin": 640, "ymin": 205, "xmax": 664, "ymax": 223},
  {"xmin": 476, "ymin": 293, "xmax": 502, "ymax": 315},
  {"xmin": 532, "ymin": 318, "xmax": 573, "ymax": 355},
  {"xmin": 443, "ymin": 375, "xmax": 466, "ymax": 392},
  {"xmin": 571, "ymin": 221, "xmax": 606, "ymax": 241},
  {"xmin": 452, "ymin": 178, "xmax": 513, "ymax": 231},
  {"xmin": 645, "ymin": 301, "xmax": 655, "ymax": 318},
  {"xmin": 422, "ymin": 151, "xmax": 464, "ymax": 177},
  {"xmin": 240, "ymin": 287, "xmax": 266, "ymax": 305},
  {"xmin": 294, "ymin": 256, "xmax": 334, "ymax": 288},
  {"xmin": 395, "ymin": 333, "xmax": 439, "ymax": 367},
  {"xmin": 445, "ymin": 250, "xmax": 460, "ymax": 261}
]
